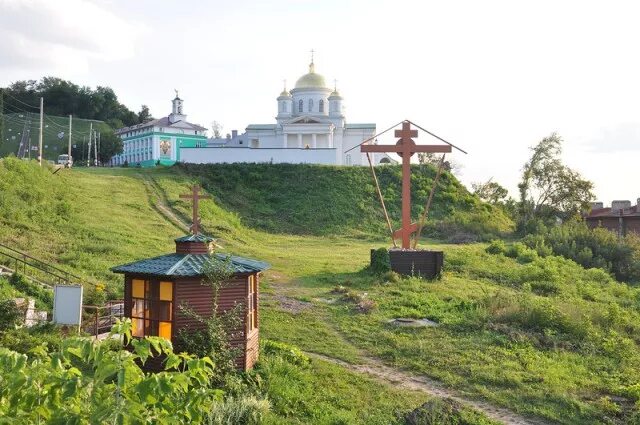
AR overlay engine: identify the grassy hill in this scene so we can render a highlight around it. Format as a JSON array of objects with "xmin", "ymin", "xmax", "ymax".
[
  {"xmin": 178, "ymin": 162, "xmax": 514, "ymax": 239},
  {"xmin": 1, "ymin": 112, "xmax": 108, "ymax": 161},
  {"xmin": 2, "ymin": 159, "xmax": 640, "ymax": 423}
]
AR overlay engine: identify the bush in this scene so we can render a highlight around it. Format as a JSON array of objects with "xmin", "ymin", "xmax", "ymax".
[
  {"xmin": 261, "ymin": 340, "xmax": 310, "ymax": 366},
  {"xmin": 516, "ymin": 248, "xmax": 538, "ymax": 264},
  {"xmin": 8, "ymin": 273, "xmax": 53, "ymax": 308},
  {"xmin": 539, "ymin": 221, "xmax": 640, "ymax": 283},
  {"xmin": 485, "ymin": 240, "xmax": 506, "ymax": 255},
  {"xmin": 0, "ymin": 299, "xmax": 23, "ymax": 332},
  {"xmin": 504, "ymin": 242, "xmax": 528, "ymax": 259},
  {"xmin": 370, "ymin": 248, "xmax": 391, "ymax": 274},
  {"xmin": 208, "ymin": 396, "xmax": 270, "ymax": 425}
]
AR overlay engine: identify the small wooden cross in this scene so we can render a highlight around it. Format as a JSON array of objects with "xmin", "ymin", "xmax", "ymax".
[
  {"xmin": 361, "ymin": 121, "xmax": 452, "ymax": 249},
  {"xmin": 179, "ymin": 184, "xmax": 211, "ymax": 234}
]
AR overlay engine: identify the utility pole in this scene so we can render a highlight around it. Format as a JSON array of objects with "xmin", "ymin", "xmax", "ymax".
[
  {"xmin": 38, "ymin": 97, "xmax": 43, "ymax": 166},
  {"xmin": 68, "ymin": 115, "xmax": 72, "ymax": 166},
  {"xmin": 82, "ymin": 135, "xmax": 85, "ymax": 162},
  {"xmin": 0, "ymin": 89, "xmax": 4, "ymax": 147},
  {"xmin": 28, "ymin": 137, "xmax": 31, "ymax": 160},
  {"xmin": 87, "ymin": 122, "xmax": 93, "ymax": 167},
  {"xmin": 94, "ymin": 130, "xmax": 98, "ymax": 166},
  {"xmin": 97, "ymin": 131, "xmax": 101, "ymax": 166}
]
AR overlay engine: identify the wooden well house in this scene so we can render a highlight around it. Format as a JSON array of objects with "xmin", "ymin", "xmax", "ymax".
[{"xmin": 110, "ymin": 186, "xmax": 269, "ymax": 370}]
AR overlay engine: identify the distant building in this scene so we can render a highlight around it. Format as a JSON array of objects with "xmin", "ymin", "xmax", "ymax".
[
  {"xmin": 180, "ymin": 58, "xmax": 394, "ymax": 166},
  {"xmin": 111, "ymin": 93, "xmax": 207, "ymax": 167},
  {"xmin": 585, "ymin": 199, "xmax": 640, "ymax": 237}
]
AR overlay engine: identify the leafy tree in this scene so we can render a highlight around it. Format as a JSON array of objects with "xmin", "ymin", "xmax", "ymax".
[
  {"xmin": 472, "ymin": 179, "xmax": 509, "ymax": 205},
  {"xmin": 138, "ymin": 105, "xmax": 154, "ymax": 123},
  {"xmin": 2, "ymin": 77, "xmax": 141, "ymax": 128},
  {"xmin": 98, "ymin": 130, "xmax": 124, "ymax": 164},
  {"xmin": 211, "ymin": 121, "xmax": 223, "ymax": 138},
  {"xmin": 518, "ymin": 133, "xmax": 594, "ymax": 225}
]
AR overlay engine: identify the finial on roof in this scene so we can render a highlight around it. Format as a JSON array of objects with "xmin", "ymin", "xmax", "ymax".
[
  {"xmin": 334, "ymin": 79, "xmax": 337, "ymax": 91},
  {"xmin": 283, "ymin": 79, "xmax": 287, "ymax": 91},
  {"xmin": 174, "ymin": 89, "xmax": 180, "ymax": 99}
]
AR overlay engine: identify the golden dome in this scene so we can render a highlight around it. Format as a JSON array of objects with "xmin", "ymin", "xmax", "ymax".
[{"xmin": 294, "ymin": 62, "xmax": 328, "ymax": 89}]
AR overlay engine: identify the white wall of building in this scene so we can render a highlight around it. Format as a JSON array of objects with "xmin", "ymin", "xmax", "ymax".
[{"xmin": 181, "ymin": 147, "xmax": 342, "ymax": 165}]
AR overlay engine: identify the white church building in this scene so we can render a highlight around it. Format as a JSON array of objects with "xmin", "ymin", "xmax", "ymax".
[{"xmin": 180, "ymin": 59, "xmax": 393, "ymax": 166}]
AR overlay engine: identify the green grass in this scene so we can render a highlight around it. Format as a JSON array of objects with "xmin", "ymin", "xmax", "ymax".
[
  {"xmin": 1, "ymin": 112, "xmax": 107, "ymax": 161},
  {"xmin": 2, "ymin": 160, "xmax": 640, "ymax": 423}
]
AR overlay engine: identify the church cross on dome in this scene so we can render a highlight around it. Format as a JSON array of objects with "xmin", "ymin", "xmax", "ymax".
[{"xmin": 310, "ymin": 49, "xmax": 315, "ymax": 64}]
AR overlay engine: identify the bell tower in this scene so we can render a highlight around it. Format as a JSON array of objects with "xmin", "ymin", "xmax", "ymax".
[{"xmin": 169, "ymin": 90, "xmax": 186, "ymax": 124}]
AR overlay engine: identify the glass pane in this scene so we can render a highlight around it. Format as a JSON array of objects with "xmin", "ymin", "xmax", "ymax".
[
  {"xmin": 132, "ymin": 318, "xmax": 144, "ymax": 337},
  {"xmin": 157, "ymin": 301, "xmax": 172, "ymax": 321},
  {"xmin": 159, "ymin": 322, "xmax": 172, "ymax": 340},
  {"xmin": 132, "ymin": 279, "xmax": 145, "ymax": 298},
  {"xmin": 160, "ymin": 281, "xmax": 173, "ymax": 301},
  {"xmin": 145, "ymin": 320, "xmax": 159, "ymax": 337},
  {"xmin": 131, "ymin": 299, "xmax": 144, "ymax": 317}
]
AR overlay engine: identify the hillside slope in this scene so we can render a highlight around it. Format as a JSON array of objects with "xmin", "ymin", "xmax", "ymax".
[{"xmin": 178, "ymin": 162, "xmax": 514, "ymax": 239}]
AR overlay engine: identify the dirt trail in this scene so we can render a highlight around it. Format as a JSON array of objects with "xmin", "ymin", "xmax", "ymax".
[
  {"xmin": 306, "ymin": 351, "xmax": 551, "ymax": 425},
  {"xmin": 138, "ymin": 174, "xmax": 190, "ymax": 232}
]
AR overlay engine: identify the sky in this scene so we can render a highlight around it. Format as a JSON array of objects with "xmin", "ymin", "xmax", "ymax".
[{"xmin": 1, "ymin": 0, "xmax": 638, "ymax": 204}]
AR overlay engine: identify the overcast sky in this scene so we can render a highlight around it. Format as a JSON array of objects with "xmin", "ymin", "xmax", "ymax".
[{"xmin": 1, "ymin": 0, "xmax": 638, "ymax": 204}]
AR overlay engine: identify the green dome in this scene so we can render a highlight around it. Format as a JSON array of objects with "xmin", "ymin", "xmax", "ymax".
[{"xmin": 295, "ymin": 63, "xmax": 328, "ymax": 89}]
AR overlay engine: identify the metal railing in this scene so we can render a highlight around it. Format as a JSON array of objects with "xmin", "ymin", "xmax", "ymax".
[
  {"xmin": 82, "ymin": 300, "xmax": 124, "ymax": 338},
  {"xmin": 0, "ymin": 242, "xmax": 84, "ymax": 287}
]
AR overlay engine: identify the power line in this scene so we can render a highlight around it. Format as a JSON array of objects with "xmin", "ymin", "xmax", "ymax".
[{"xmin": 1, "ymin": 91, "xmax": 40, "ymax": 110}]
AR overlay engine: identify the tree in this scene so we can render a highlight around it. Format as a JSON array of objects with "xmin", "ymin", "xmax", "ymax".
[
  {"xmin": 97, "ymin": 129, "xmax": 123, "ymax": 164},
  {"xmin": 138, "ymin": 105, "xmax": 154, "ymax": 123},
  {"xmin": 417, "ymin": 152, "xmax": 462, "ymax": 176},
  {"xmin": 211, "ymin": 121, "xmax": 223, "ymax": 139},
  {"xmin": 472, "ymin": 179, "xmax": 509, "ymax": 205},
  {"xmin": 518, "ymin": 133, "xmax": 594, "ymax": 224}
]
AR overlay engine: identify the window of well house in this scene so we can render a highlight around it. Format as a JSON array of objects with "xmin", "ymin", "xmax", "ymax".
[{"xmin": 131, "ymin": 279, "xmax": 173, "ymax": 340}]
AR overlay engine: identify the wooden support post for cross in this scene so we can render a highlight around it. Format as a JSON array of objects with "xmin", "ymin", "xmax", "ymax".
[
  {"xmin": 361, "ymin": 121, "xmax": 451, "ymax": 249},
  {"xmin": 179, "ymin": 184, "xmax": 212, "ymax": 234}
]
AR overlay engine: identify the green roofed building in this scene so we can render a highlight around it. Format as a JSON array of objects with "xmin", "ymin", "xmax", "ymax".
[
  {"xmin": 111, "ymin": 92, "xmax": 207, "ymax": 167},
  {"xmin": 111, "ymin": 231, "xmax": 269, "ymax": 370}
]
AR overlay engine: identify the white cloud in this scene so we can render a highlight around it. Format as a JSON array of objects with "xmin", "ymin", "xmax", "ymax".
[{"xmin": 0, "ymin": 0, "xmax": 142, "ymax": 74}]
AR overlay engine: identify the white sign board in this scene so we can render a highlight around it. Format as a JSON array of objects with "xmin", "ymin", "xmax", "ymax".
[{"xmin": 53, "ymin": 285, "xmax": 83, "ymax": 326}]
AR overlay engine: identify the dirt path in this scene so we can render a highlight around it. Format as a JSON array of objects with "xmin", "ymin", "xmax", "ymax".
[
  {"xmin": 306, "ymin": 351, "xmax": 551, "ymax": 425},
  {"xmin": 138, "ymin": 174, "xmax": 190, "ymax": 232}
]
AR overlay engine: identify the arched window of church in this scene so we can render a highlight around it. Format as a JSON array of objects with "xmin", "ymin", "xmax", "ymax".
[
  {"xmin": 309, "ymin": 99, "xmax": 313, "ymax": 112},
  {"xmin": 319, "ymin": 99, "xmax": 324, "ymax": 113},
  {"xmin": 298, "ymin": 100, "xmax": 303, "ymax": 113}
]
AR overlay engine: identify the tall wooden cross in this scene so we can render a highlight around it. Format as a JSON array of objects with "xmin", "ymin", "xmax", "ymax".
[
  {"xmin": 361, "ymin": 121, "xmax": 451, "ymax": 249},
  {"xmin": 179, "ymin": 184, "xmax": 211, "ymax": 234}
]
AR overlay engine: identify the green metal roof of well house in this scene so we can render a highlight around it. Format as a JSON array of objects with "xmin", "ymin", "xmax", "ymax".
[
  {"xmin": 111, "ymin": 253, "xmax": 270, "ymax": 277},
  {"xmin": 174, "ymin": 234, "xmax": 215, "ymax": 243}
]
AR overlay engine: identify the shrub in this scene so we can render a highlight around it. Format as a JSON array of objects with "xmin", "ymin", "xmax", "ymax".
[
  {"xmin": 539, "ymin": 221, "xmax": 640, "ymax": 283},
  {"xmin": 381, "ymin": 270, "xmax": 401, "ymax": 283},
  {"xmin": 530, "ymin": 281, "xmax": 561, "ymax": 296},
  {"xmin": 208, "ymin": 396, "xmax": 271, "ymax": 425},
  {"xmin": 8, "ymin": 273, "xmax": 53, "ymax": 308},
  {"xmin": 522, "ymin": 234, "xmax": 552, "ymax": 257},
  {"xmin": 505, "ymin": 242, "xmax": 528, "ymax": 259},
  {"xmin": 485, "ymin": 240, "xmax": 506, "ymax": 255},
  {"xmin": 516, "ymin": 248, "xmax": 538, "ymax": 264},
  {"xmin": 261, "ymin": 340, "xmax": 310, "ymax": 366},
  {"xmin": 0, "ymin": 299, "xmax": 23, "ymax": 332},
  {"xmin": 370, "ymin": 248, "xmax": 391, "ymax": 274},
  {"xmin": 342, "ymin": 290, "xmax": 363, "ymax": 303}
]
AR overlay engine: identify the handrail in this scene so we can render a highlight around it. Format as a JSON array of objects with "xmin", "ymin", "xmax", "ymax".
[{"xmin": 0, "ymin": 242, "xmax": 83, "ymax": 282}]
